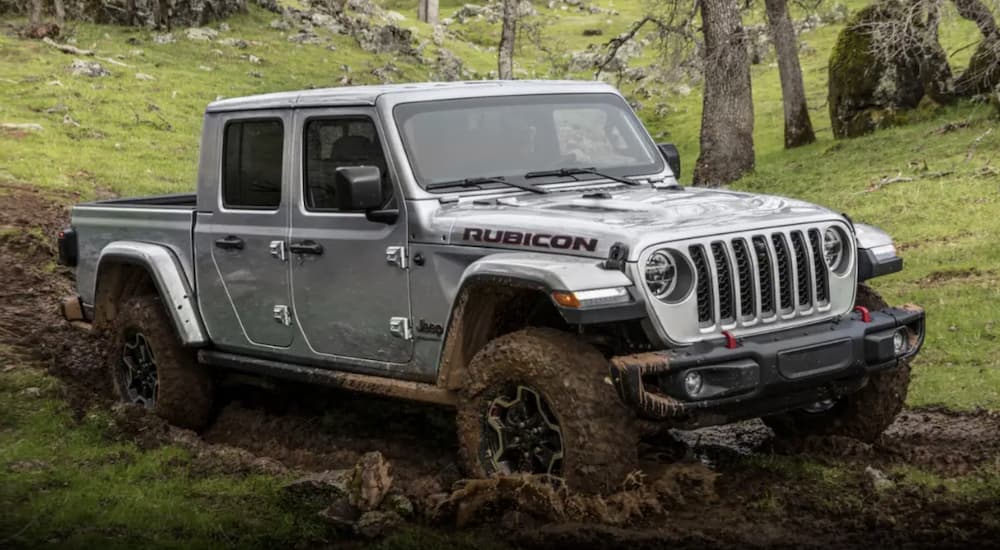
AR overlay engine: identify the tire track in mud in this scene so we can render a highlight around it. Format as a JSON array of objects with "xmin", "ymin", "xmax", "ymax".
[{"xmin": 3, "ymin": 182, "xmax": 1000, "ymax": 547}]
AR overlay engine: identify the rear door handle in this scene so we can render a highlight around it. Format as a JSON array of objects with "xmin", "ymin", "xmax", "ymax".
[
  {"xmin": 289, "ymin": 240, "xmax": 324, "ymax": 255},
  {"xmin": 215, "ymin": 235, "xmax": 244, "ymax": 250}
]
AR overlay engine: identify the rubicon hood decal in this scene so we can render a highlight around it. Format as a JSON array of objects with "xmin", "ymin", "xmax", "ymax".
[
  {"xmin": 428, "ymin": 187, "xmax": 842, "ymax": 260},
  {"xmin": 463, "ymin": 228, "xmax": 598, "ymax": 252}
]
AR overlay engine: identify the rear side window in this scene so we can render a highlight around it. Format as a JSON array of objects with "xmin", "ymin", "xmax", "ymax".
[{"xmin": 222, "ymin": 120, "xmax": 284, "ymax": 209}]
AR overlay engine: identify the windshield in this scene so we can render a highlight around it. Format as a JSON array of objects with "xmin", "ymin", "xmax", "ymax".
[{"xmin": 393, "ymin": 93, "xmax": 663, "ymax": 190}]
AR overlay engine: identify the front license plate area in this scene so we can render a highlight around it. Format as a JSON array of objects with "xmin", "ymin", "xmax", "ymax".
[{"xmin": 778, "ymin": 338, "xmax": 853, "ymax": 380}]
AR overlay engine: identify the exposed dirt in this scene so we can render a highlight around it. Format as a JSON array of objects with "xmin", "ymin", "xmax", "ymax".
[
  {"xmin": 0, "ymin": 182, "xmax": 113, "ymax": 413},
  {"xmin": 920, "ymin": 267, "xmax": 997, "ymax": 286},
  {"xmin": 896, "ymin": 230, "xmax": 973, "ymax": 252},
  {"xmin": 3, "ymin": 182, "xmax": 1000, "ymax": 548}
]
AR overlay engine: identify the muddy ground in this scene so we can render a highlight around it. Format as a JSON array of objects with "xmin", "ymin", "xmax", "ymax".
[{"xmin": 3, "ymin": 181, "xmax": 1000, "ymax": 548}]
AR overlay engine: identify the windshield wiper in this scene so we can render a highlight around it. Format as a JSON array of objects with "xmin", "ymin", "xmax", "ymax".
[
  {"xmin": 425, "ymin": 176, "xmax": 548, "ymax": 194},
  {"xmin": 523, "ymin": 167, "xmax": 641, "ymax": 186}
]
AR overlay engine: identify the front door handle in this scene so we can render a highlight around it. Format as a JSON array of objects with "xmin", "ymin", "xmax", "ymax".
[
  {"xmin": 289, "ymin": 240, "xmax": 324, "ymax": 255},
  {"xmin": 215, "ymin": 235, "xmax": 244, "ymax": 250}
]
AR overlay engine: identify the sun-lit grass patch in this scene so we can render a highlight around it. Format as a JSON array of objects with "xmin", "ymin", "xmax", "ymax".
[{"xmin": 891, "ymin": 464, "xmax": 1000, "ymax": 502}]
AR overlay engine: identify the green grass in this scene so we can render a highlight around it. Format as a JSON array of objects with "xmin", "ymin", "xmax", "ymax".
[
  {"xmin": 732, "ymin": 453, "xmax": 1000, "ymax": 524},
  {"xmin": 0, "ymin": 366, "xmax": 331, "ymax": 549},
  {"xmin": 890, "ymin": 464, "xmax": 1000, "ymax": 498}
]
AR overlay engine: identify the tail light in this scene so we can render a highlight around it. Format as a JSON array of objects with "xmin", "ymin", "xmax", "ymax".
[{"xmin": 58, "ymin": 227, "xmax": 78, "ymax": 266}]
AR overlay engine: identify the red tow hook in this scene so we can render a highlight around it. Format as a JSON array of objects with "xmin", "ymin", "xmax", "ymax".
[
  {"xmin": 854, "ymin": 305, "xmax": 872, "ymax": 323},
  {"xmin": 722, "ymin": 330, "xmax": 739, "ymax": 349}
]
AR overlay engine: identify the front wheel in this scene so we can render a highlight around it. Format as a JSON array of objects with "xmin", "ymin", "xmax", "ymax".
[
  {"xmin": 763, "ymin": 285, "xmax": 910, "ymax": 443},
  {"xmin": 107, "ymin": 295, "xmax": 214, "ymax": 430},
  {"xmin": 456, "ymin": 328, "xmax": 640, "ymax": 493}
]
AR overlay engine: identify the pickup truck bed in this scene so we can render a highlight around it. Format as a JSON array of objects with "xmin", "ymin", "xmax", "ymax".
[
  {"xmin": 71, "ymin": 194, "xmax": 198, "ymax": 312},
  {"xmin": 88, "ymin": 193, "xmax": 198, "ymax": 208}
]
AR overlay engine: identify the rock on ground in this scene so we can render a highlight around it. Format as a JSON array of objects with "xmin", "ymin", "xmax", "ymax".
[
  {"xmin": 1, "ymin": 123, "xmax": 43, "ymax": 132},
  {"xmin": 827, "ymin": 4, "xmax": 952, "ymax": 138},
  {"xmin": 350, "ymin": 451, "xmax": 392, "ymax": 511},
  {"xmin": 865, "ymin": 465, "xmax": 895, "ymax": 492},
  {"xmin": 0, "ymin": 0, "xmax": 254, "ymax": 29},
  {"xmin": 284, "ymin": 469, "xmax": 353, "ymax": 508},
  {"xmin": 185, "ymin": 27, "xmax": 219, "ymax": 41},
  {"xmin": 355, "ymin": 510, "xmax": 403, "ymax": 538},
  {"xmin": 432, "ymin": 48, "xmax": 466, "ymax": 81},
  {"xmin": 69, "ymin": 59, "xmax": 109, "ymax": 77}
]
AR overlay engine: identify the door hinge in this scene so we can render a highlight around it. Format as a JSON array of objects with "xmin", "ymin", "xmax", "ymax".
[
  {"xmin": 385, "ymin": 246, "xmax": 407, "ymax": 269},
  {"xmin": 389, "ymin": 317, "xmax": 412, "ymax": 340},
  {"xmin": 269, "ymin": 240, "xmax": 287, "ymax": 262},
  {"xmin": 273, "ymin": 305, "xmax": 292, "ymax": 326}
]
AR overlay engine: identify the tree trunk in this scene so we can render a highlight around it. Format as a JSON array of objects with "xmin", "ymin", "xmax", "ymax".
[
  {"xmin": 53, "ymin": 0, "xmax": 65, "ymax": 23},
  {"xmin": 498, "ymin": 0, "xmax": 517, "ymax": 79},
  {"xmin": 29, "ymin": 0, "xmax": 42, "ymax": 26},
  {"xmin": 952, "ymin": 0, "xmax": 1000, "ymax": 95},
  {"xmin": 418, "ymin": 0, "xmax": 439, "ymax": 24},
  {"xmin": 920, "ymin": 0, "xmax": 957, "ymax": 104},
  {"xmin": 951, "ymin": 0, "xmax": 999, "ymax": 39},
  {"xmin": 764, "ymin": 0, "xmax": 815, "ymax": 148},
  {"xmin": 693, "ymin": 0, "xmax": 755, "ymax": 186},
  {"xmin": 155, "ymin": 0, "xmax": 171, "ymax": 31}
]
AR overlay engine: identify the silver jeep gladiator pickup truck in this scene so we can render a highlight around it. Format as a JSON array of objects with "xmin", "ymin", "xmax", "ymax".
[{"xmin": 58, "ymin": 80, "xmax": 924, "ymax": 492}]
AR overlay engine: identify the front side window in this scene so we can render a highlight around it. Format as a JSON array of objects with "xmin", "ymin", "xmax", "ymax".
[
  {"xmin": 303, "ymin": 117, "xmax": 392, "ymax": 211},
  {"xmin": 222, "ymin": 119, "xmax": 284, "ymax": 209},
  {"xmin": 394, "ymin": 93, "xmax": 662, "ymax": 190}
]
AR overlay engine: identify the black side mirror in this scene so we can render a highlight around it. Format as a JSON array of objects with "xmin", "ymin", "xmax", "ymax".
[
  {"xmin": 333, "ymin": 165, "xmax": 399, "ymax": 224},
  {"xmin": 657, "ymin": 143, "xmax": 681, "ymax": 179},
  {"xmin": 335, "ymin": 166, "xmax": 383, "ymax": 211}
]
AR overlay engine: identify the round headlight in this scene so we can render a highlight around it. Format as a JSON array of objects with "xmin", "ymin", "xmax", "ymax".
[
  {"xmin": 644, "ymin": 251, "xmax": 677, "ymax": 298},
  {"xmin": 823, "ymin": 228, "xmax": 845, "ymax": 269}
]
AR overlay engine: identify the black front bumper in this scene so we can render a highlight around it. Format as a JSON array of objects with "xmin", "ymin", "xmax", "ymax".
[{"xmin": 608, "ymin": 305, "xmax": 925, "ymax": 425}]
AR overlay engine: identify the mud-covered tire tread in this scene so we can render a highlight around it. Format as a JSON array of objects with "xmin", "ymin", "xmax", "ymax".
[
  {"xmin": 107, "ymin": 294, "xmax": 214, "ymax": 430},
  {"xmin": 763, "ymin": 284, "xmax": 911, "ymax": 443},
  {"xmin": 456, "ymin": 327, "xmax": 640, "ymax": 493}
]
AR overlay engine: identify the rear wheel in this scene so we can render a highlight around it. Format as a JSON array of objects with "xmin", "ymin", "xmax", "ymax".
[
  {"xmin": 763, "ymin": 284, "xmax": 910, "ymax": 443},
  {"xmin": 107, "ymin": 295, "xmax": 214, "ymax": 430},
  {"xmin": 456, "ymin": 327, "xmax": 640, "ymax": 493}
]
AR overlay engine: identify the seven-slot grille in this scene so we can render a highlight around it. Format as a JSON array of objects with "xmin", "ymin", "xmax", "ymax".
[{"xmin": 688, "ymin": 228, "xmax": 833, "ymax": 329}]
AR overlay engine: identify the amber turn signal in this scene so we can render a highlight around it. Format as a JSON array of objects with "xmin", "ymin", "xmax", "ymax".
[{"xmin": 551, "ymin": 291, "xmax": 580, "ymax": 308}]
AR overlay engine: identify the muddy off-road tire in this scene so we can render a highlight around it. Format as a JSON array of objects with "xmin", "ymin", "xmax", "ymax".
[
  {"xmin": 107, "ymin": 295, "xmax": 214, "ymax": 430},
  {"xmin": 456, "ymin": 327, "xmax": 640, "ymax": 493},
  {"xmin": 763, "ymin": 284, "xmax": 910, "ymax": 443}
]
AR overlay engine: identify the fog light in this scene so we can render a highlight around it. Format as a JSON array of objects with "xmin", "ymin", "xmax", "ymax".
[
  {"xmin": 893, "ymin": 328, "xmax": 908, "ymax": 355},
  {"xmin": 683, "ymin": 371, "xmax": 703, "ymax": 398}
]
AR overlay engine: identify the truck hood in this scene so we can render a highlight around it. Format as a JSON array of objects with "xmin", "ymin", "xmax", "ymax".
[{"xmin": 430, "ymin": 186, "xmax": 844, "ymax": 261}]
